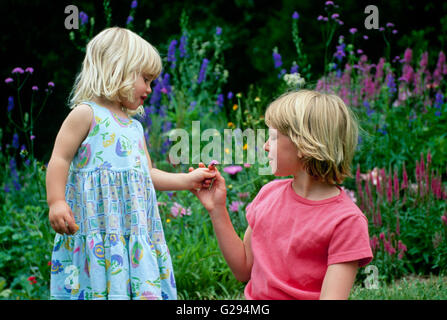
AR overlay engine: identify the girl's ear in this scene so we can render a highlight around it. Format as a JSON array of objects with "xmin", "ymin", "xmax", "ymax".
[{"xmin": 297, "ymin": 150, "xmax": 303, "ymax": 159}]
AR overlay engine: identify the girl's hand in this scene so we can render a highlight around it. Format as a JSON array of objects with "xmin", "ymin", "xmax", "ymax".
[
  {"xmin": 187, "ymin": 162, "xmax": 217, "ymax": 190},
  {"xmin": 48, "ymin": 200, "xmax": 79, "ymax": 235},
  {"xmin": 190, "ymin": 167, "xmax": 227, "ymax": 214}
]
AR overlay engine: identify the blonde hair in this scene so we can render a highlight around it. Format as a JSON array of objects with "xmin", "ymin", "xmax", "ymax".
[
  {"xmin": 265, "ymin": 89, "xmax": 358, "ymax": 184},
  {"xmin": 69, "ymin": 27, "xmax": 162, "ymax": 116}
]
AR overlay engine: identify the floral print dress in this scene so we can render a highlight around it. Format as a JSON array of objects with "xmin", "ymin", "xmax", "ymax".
[{"xmin": 50, "ymin": 101, "xmax": 177, "ymax": 300}]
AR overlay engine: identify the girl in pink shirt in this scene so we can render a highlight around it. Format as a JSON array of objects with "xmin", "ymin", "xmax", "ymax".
[{"xmin": 192, "ymin": 90, "xmax": 373, "ymax": 300}]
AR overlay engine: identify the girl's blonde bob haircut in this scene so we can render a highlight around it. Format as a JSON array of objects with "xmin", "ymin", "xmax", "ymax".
[
  {"xmin": 69, "ymin": 27, "xmax": 162, "ymax": 116},
  {"xmin": 265, "ymin": 89, "xmax": 358, "ymax": 185}
]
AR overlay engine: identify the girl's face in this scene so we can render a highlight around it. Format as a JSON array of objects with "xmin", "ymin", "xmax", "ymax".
[
  {"xmin": 122, "ymin": 74, "xmax": 152, "ymax": 110},
  {"xmin": 264, "ymin": 127, "xmax": 301, "ymax": 176}
]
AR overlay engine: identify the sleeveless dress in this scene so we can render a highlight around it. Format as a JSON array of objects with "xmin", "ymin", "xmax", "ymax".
[{"xmin": 50, "ymin": 101, "xmax": 177, "ymax": 300}]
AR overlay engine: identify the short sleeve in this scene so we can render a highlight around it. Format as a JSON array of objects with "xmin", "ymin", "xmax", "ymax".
[
  {"xmin": 245, "ymin": 185, "xmax": 269, "ymax": 228},
  {"xmin": 327, "ymin": 214, "xmax": 373, "ymax": 267}
]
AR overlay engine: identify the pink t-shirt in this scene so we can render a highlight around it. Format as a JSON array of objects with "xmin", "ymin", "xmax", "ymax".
[{"xmin": 244, "ymin": 178, "xmax": 373, "ymax": 300}]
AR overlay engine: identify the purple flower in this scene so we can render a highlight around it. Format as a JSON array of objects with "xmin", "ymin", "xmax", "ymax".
[
  {"xmin": 167, "ymin": 39, "xmax": 177, "ymax": 68},
  {"xmin": 363, "ymin": 35, "xmax": 369, "ymax": 40},
  {"xmin": 325, "ymin": 1, "xmax": 334, "ymax": 5},
  {"xmin": 386, "ymin": 22, "xmax": 394, "ymax": 28},
  {"xmin": 292, "ymin": 11, "xmax": 299, "ymax": 20},
  {"xmin": 392, "ymin": 29, "xmax": 398, "ymax": 34},
  {"xmin": 331, "ymin": 13, "xmax": 339, "ymax": 19},
  {"xmin": 229, "ymin": 201, "xmax": 244, "ymax": 212},
  {"xmin": 210, "ymin": 160, "xmax": 219, "ymax": 166},
  {"xmin": 126, "ymin": 16, "xmax": 134, "ymax": 25},
  {"xmin": 25, "ymin": 67, "xmax": 34, "ymax": 74},
  {"xmin": 227, "ymin": 91, "xmax": 233, "ymax": 99},
  {"xmin": 131, "ymin": 0, "xmax": 138, "ymax": 8},
  {"xmin": 197, "ymin": 58, "xmax": 209, "ymax": 84},
  {"xmin": 12, "ymin": 133, "xmax": 19, "ymax": 149},
  {"xmin": 216, "ymin": 94, "xmax": 224, "ymax": 107},
  {"xmin": 5, "ymin": 77, "xmax": 13, "ymax": 84},
  {"xmin": 79, "ymin": 11, "xmax": 88, "ymax": 25},
  {"xmin": 179, "ymin": 35, "xmax": 187, "ymax": 58},
  {"xmin": 290, "ymin": 63, "xmax": 299, "ymax": 74},
  {"xmin": 48, "ymin": 81, "xmax": 55, "ymax": 87},
  {"xmin": 434, "ymin": 91, "xmax": 444, "ymax": 109},
  {"xmin": 216, "ymin": 26, "xmax": 222, "ymax": 35},
  {"xmin": 386, "ymin": 73, "xmax": 397, "ymax": 94},
  {"xmin": 223, "ymin": 165, "xmax": 243, "ymax": 175},
  {"xmin": 272, "ymin": 51, "xmax": 282, "ymax": 69},
  {"xmin": 349, "ymin": 28, "xmax": 357, "ymax": 34},
  {"xmin": 12, "ymin": 67, "xmax": 24, "ymax": 74},
  {"xmin": 7, "ymin": 96, "xmax": 14, "ymax": 112},
  {"xmin": 32, "ymin": 86, "xmax": 38, "ymax": 91},
  {"xmin": 334, "ymin": 42, "xmax": 346, "ymax": 62},
  {"xmin": 317, "ymin": 15, "xmax": 324, "ymax": 21}
]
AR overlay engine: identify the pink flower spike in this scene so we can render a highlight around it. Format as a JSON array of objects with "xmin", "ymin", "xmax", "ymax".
[
  {"xmin": 402, "ymin": 163, "xmax": 408, "ymax": 189},
  {"xmin": 25, "ymin": 67, "xmax": 34, "ymax": 74},
  {"xmin": 48, "ymin": 81, "xmax": 55, "ymax": 87},
  {"xmin": 5, "ymin": 77, "xmax": 13, "ymax": 84},
  {"xmin": 32, "ymin": 86, "xmax": 38, "ymax": 91},
  {"xmin": 393, "ymin": 171, "xmax": 400, "ymax": 200},
  {"xmin": 441, "ymin": 215, "xmax": 447, "ymax": 226},
  {"xmin": 30, "ymin": 135, "xmax": 36, "ymax": 140}
]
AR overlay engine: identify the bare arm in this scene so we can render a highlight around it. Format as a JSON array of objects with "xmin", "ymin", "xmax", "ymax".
[
  {"xmin": 319, "ymin": 261, "xmax": 359, "ymax": 300},
  {"xmin": 209, "ymin": 210, "xmax": 254, "ymax": 282},
  {"xmin": 192, "ymin": 169, "xmax": 254, "ymax": 282},
  {"xmin": 46, "ymin": 104, "xmax": 92, "ymax": 234},
  {"xmin": 142, "ymin": 138, "xmax": 215, "ymax": 191}
]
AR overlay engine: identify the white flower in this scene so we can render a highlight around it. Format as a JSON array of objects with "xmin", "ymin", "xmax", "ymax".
[{"xmin": 283, "ymin": 73, "xmax": 305, "ymax": 87}]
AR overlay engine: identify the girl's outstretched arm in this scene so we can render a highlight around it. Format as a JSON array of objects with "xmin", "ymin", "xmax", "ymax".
[
  {"xmin": 46, "ymin": 104, "xmax": 92, "ymax": 235},
  {"xmin": 192, "ymin": 170, "xmax": 254, "ymax": 282},
  {"xmin": 142, "ymin": 140, "xmax": 215, "ymax": 191}
]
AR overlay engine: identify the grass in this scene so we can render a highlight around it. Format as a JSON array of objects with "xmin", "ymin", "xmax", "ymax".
[
  {"xmin": 179, "ymin": 275, "xmax": 447, "ymax": 300},
  {"xmin": 350, "ymin": 275, "xmax": 447, "ymax": 300}
]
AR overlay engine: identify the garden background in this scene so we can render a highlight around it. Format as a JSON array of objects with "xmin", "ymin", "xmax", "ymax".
[{"xmin": 1, "ymin": 0, "xmax": 447, "ymax": 299}]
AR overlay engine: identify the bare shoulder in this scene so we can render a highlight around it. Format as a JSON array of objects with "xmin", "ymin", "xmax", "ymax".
[
  {"xmin": 62, "ymin": 104, "xmax": 93, "ymax": 130},
  {"xmin": 68, "ymin": 103, "xmax": 93, "ymax": 123}
]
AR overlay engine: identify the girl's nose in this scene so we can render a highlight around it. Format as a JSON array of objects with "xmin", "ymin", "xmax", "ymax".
[
  {"xmin": 146, "ymin": 85, "xmax": 152, "ymax": 94},
  {"xmin": 263, "ymin": 140, "xmax": 269, "ymax": 152}
]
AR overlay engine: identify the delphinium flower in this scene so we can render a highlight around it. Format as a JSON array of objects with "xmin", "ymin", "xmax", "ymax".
[
  {"xmin": 197, "ymin": 58, "xmax": 209, "ymax": 84},
  {"xmin": 10, "ymin": 158, "xmax": 21, "ymax": 190},
  {"xmin": 131, "ymin": 0, "xmax": 138, "ymax": 9},
  {"xmin": 216, "ymin": 26, "xmax": 222, "ymax": 35},
  {"xmin": 126, "ymin": 16, "xmax": 134, "ymax": 25},
  {"xmin": 79, "ymin": 11, "xmax": 88, "ymax": 25},
  {"xmin": 179, "ymin": 35, "xmax": 187, "ymax": 58},
  {"xmin": 385, "ymin": 72, "xmax": 397, "ymax": 94},
  {"xmin": 434, "ymin": 91, "xmax": 443, "ymax": 116},
  {"xmin": 290, "ymin": 62, "xmax": 299, "ymax": 74},
  {"xmin": 167, "ymin": 39, "xmax": 178, "ymax": 69},
  {"xmin": 333, "ymin": 36, "xmax": 346, "ymax": 62},
  {"xmin": 272, "ymin": 48, "xmax": 283, "ymax": 69},
  {"xmin": 7, "ymin": 96, "xmax": 14, "ymax": 112}
]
